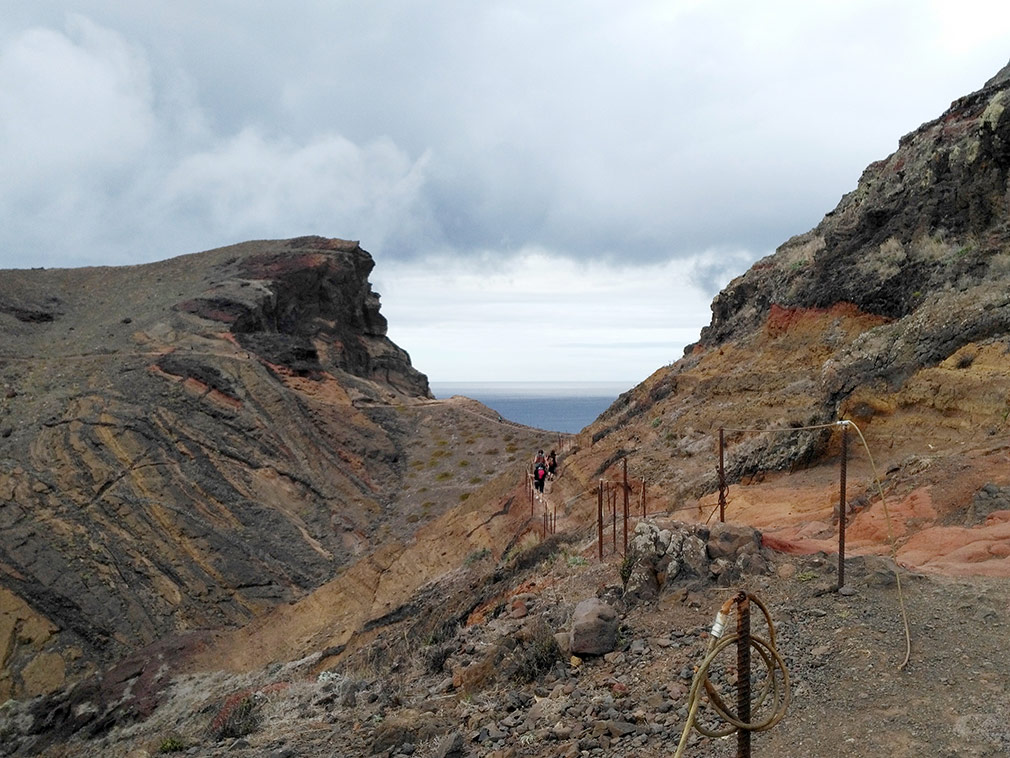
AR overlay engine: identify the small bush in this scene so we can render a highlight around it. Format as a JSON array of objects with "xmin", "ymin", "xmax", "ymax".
[
  {"xmin": 210, "ymin": 694, "xmax": 261, "ymax": 741},
  {"xmin": 158, "ymin": 736, "xmax": 186, "ymax": 753},
  {"xmin": 511, "ymin": 618, "xmax": 563, "ymax": 683},
  {"xmin": 619, "ymin": 553, "xmax": 635, "ymax": 588}
]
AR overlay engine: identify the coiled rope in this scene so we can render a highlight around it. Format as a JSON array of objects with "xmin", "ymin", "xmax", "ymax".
[{"xmin": 673, "ymin": 591, "xmax": 790, "ymax": 757}]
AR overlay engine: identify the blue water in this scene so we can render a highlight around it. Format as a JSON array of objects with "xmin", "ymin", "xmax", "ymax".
[{"xmin": 430, "ymin": 381, "xmax": 633, "ymax": 434}]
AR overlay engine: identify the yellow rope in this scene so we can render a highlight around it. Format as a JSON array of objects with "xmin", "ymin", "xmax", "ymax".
[
  {"xmin": 673, "ymin": 592, "xmax": 790, "ymax": 758},
  {"xmin": 716, "ymin": 418, "xmax": 913, "ymax": 669},
  {"xmin": 840, "ymin": 419, "xmax": 912, "ymax": 669}
]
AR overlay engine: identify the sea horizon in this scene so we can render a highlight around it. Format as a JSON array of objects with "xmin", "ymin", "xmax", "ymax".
[{"xmin": 430, "ymin": 380, "xmax": 635, "ymax": 434}]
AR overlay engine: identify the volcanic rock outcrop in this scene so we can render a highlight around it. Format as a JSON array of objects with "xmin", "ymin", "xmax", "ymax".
[
  {"xmin": 0, "ymin": 238, "xmax": 442, "ymax": 699},
  {"xmin": 577, "ymin": 61, "xmax": 1010, "ymax": 574}
]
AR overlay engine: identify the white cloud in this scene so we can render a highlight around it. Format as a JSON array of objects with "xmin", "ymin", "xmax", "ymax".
[
  {"xmin": 375, "ymin": 251, "xmax": 727, "ymax": 382},
  {"xmin": 2, "ymin": 4, "xmax": 1010, "ymax": 380},
  {"xmin": 0, "ymin": 16, "xmax": 152, "ymax": 183},
  {"xmin": 157, "ymin": 129, "xmax": 436, "ymax": 252}
]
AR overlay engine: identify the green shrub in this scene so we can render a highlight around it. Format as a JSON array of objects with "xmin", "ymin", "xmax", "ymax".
[{"xmin": 158, "ymin": 736, "xmax": 186, "ymax": 753}]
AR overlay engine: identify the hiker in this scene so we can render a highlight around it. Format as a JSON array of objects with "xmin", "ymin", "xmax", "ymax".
[
  {"xmin": 533, "ymin": 449, "xmax": 546, "ymax": 467},
  {"xmin": 547, "ymin": 449, "xmax": 557, "ymax": 478},
  {"xmin": 533, "ymin": 462, "xmax": 547, "ymax": 493}
]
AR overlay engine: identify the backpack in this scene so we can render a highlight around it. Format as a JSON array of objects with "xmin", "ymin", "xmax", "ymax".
[{"xmin": 536, "ymin": 464, "xmax": 546, "ymax": 480}]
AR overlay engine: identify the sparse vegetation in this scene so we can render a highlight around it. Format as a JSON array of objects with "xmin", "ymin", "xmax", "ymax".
[
  {"xmin": 209, "ymin": 694, "xmax": 261, "ymax": 741},
  {"xmin": 465, "ymin": 547, "xmax": 492, "ymax": 565},
  {"xmin": 157, "ymin": 736, "xmax": 187, "ymax": 753},
  {"xmin": 620, "ymin": 553, "xmax": 635, "ymax": 588},
  {"xmin": 510, "ymin": 617, "xmax": 563, "ymax": 683}
]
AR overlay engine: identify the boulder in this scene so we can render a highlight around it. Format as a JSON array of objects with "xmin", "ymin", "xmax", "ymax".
[
  {"xmin": 707, "ymin": 522, "xmax": 762, "ymax": 560},
  {"xmin": 570, "ymin": 599, "xmax": 618, "ymax": 656}
]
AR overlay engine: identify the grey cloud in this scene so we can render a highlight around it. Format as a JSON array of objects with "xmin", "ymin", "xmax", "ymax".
[{"xmin": 2, "ymin": 2, "xmax": 1010, "ymax": 273}]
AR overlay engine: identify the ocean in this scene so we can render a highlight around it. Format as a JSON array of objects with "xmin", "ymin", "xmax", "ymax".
[{"xmin": 430, "ymin": 381, "xmax": 633, "ymax": 434}]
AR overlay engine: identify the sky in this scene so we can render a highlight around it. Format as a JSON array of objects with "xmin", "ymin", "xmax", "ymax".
[{"xmin": 2, "ymin": 2, "xmax": 1010, "ymax": 384}]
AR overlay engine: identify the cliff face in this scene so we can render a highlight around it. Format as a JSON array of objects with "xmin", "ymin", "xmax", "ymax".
[
  {"xmin": 577, "ymin": 62, "xmax": 1010, "ymax": 575},
  {"xmin": 0, "ymin": 238, "xmax": 437, "ymax": 699}
]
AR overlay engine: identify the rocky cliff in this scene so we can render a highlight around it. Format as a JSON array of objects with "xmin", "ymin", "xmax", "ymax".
[
  {"xmin": 576, "ymin": 61, "xmax": 1010, "ymax": 576},
  {"xmin": 0, "ymin": 237, "xmax": 445, "ymax": 699}
]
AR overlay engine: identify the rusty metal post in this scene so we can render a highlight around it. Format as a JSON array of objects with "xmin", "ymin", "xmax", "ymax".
[
  {"xmin": 736, "ymin": 593, "xmax": 752, "ymax": 758},
  {"xmin": 623, "ymin": 459, "xmax": 629, "ymax": 555},
  {"xmin": 718, "ymin": 427, "xmax": 727, "ymax": 523},
  {"xmin": 838, "ymin": 423, "xmax": 848, "ymax": 591},
  {"xmin": 598, "ymin": 480, "xmax": 604, "ymax": 560},
  {"xmin": 543, "ymin": 510, "xmax": 547, "ymax": 537},
  {"xmin": 641, "ymin": 479, "xmax": 646, "ymax": 518},
  {"xmin": 612, "ymin": 487, "xmax": 617, "ymax": 554},
  {"xmin": 529, "ymin": 472, "xmax": 534, "ymax": 516}
]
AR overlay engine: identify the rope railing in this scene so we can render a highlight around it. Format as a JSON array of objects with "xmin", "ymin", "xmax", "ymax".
[{"xmin": 715, "ymin": 418, "xmax": 911, "ymax": 670}]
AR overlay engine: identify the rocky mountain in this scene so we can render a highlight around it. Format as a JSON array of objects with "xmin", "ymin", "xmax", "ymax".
[
  {"xmin": 3, "ymin": 62, "xmax": 1010, "ymax": 758},
  {"xmin": 578, "ymin": 59, "xmax": 1010, "ymax": 573},
  {"xmin": 0, "ymin": 237, "xmax": 552, "ymax": 705}
]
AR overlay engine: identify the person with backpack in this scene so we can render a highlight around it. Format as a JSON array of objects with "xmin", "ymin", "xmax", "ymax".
[
  {"xmin": 547, "ymin": 449, "xmax": 557, "ymax": 478},
  {"xmin": 534, "ymin": 461, "xmax": 547, "ymax": 493}
]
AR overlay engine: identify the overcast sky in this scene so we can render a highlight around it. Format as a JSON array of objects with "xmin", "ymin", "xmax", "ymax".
[{"xmin": 3, "ymin": 2, "xmax": 1009, "ymax": 384}]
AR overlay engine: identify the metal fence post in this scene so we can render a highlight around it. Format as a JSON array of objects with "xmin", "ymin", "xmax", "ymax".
[
  {"xmin": 598, "ymin": 480, "xmax": 603, "ymax": 561},
  {"xmin": 838, "ymin": 423, "xmax": 848, "ymax": 591},
  {"xmin": 736, "ymin": 593, "xmax": 751, "ymax": 758},
  {"xmin": 623, "ymin": 459, "xmax": 629, "ymax": 555},
  {"xmin": 719, "ymin": 427, "xmax": 727, "ymax": 523}
]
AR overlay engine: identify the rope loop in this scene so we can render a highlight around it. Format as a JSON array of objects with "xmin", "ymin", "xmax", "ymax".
[{"xmin": 673, "ymin": 592, "xmax": 790, "ymax": 757}]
